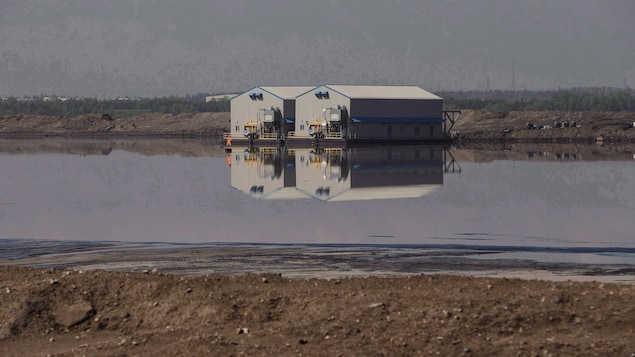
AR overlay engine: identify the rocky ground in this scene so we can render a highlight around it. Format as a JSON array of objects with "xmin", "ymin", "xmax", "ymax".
[
  {"xmin": 0, "ymin": 112, "xmax": 229, "ymax": 138},
  {"xmin": 2, "ymin": 265, "xmax": 635, "ymax": 357},
  {"xmin": 454, "ymin": 110, "xmax": 635, "ymax": 143}
]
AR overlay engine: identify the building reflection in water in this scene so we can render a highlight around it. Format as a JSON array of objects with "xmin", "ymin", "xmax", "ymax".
[{"xmin": 230, "ymin": 146, "xmax": 458, "ymax": 201}]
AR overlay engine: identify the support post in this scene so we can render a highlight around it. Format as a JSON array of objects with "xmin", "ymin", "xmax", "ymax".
[{"xmin": 443, "ymin": 110, "xmax": 462, "ymax": 137}]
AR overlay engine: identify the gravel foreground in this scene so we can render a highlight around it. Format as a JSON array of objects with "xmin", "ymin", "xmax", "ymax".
[{"xmin": 2, "ymin": 265, "xmax": 635, "ymax": 356}]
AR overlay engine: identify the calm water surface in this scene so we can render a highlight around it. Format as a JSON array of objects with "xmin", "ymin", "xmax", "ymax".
[{"xmin": 1, "ymin": 139, "xmax": 634, "ymax": 266}]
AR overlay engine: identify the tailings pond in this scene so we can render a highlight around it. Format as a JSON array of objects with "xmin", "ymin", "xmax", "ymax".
[{"xmin": 1, "ymin": 139, "xmax": 635, "ymax": 281}]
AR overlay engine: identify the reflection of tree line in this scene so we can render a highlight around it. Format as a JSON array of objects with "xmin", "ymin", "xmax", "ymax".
[
  {"xmin": 0, "ymin": 139, "xmax": 226, "ymax": 157},
  {"xmin": 450, "ymin": 143, "xmax": 635, "ymax": 162}
]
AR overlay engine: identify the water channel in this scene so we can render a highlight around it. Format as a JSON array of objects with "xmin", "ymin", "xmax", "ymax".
[{"xmin": 1, "ymin": 139, "xmax": 634, "ymax": 279}]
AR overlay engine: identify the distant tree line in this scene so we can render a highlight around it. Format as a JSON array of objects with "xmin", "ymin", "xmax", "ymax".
[
  {"xmin": 2, "ymin": 88, "xmax": 634, "ymax": 115},
  {"xmin": 0, "ymin": 95, "xmax": 230, "ymax": 116},
  {"xmin": 440, "ymin": 87, "xmax": 635, "ymax": 113}
]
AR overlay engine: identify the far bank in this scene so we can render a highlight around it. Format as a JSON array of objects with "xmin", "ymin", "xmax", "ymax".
[{"xmin": 1, "ymin": 110, "xmax": 634, "ymax": 143}]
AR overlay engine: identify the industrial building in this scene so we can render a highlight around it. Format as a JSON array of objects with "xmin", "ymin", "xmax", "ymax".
[
  {"xmin": 230, "ymin": 86, "xmax": 314, "ymax": 141},
  {"xmin": 293, "ymin": 85, "xmax": 445, "ymax": 141},
  {"xmin": 229, "ymin": 85, "xmax": 451, "ymax": 145}
]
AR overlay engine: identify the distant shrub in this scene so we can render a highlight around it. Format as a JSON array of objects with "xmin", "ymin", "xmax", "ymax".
[{"xmin": 0, "ymin": 96, "xmax": 229, "ymax": 116}]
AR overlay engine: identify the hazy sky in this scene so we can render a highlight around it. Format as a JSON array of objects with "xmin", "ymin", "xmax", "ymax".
[{"xmin": 1, "ymin": 0, "xmax": 634, "ymax": 97}]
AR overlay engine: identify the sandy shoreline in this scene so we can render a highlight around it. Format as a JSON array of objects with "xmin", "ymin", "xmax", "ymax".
[{"xmin": 3, "ymin": 242, "xmax": 635, "ymax": 284}]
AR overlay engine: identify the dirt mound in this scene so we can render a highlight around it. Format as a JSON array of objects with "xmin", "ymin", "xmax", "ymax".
[
  {"xmin": 2, "ymin": 265, "xmax": 635, "ymax": 356},
  {"xmin": 0, "ymin": 112, "xmax": 230, "ymax": 138},
  {"xmin": 455, "ymin": 110, "xmax": 635, "ymax": 142},
  {"xmin": 2, "ymin": 110, "xmax": 634, "ymax": 143}
]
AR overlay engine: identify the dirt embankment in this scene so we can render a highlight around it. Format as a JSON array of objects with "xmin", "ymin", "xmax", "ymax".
[
  {"xmin": 2, "ymin": 265, "xmax": 635, "ymax": 356},
  {"xmin": 2, "ymin": 110, "xmax": 634, "ymax": 142},
  {"xmin": 454, "ymin": 110, "xmax": 635, "ymax": 143},
  {"xmin": 0, "ymin": 112, "xmax": 230, "ymax": 138}
]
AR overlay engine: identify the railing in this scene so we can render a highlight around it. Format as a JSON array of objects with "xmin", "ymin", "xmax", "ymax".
[
  {"xmin": 287, "ymin": 131, "xmax": 296, "ymax": 137},
  {"xmin": 324, "ymin": 132, "xmax": 342, "ymax": 139},
  {"xmin": 259, "ymin": 132, "xmax": 278, "ymax": 139}
]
